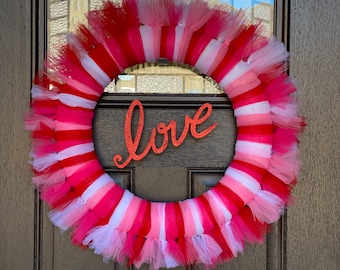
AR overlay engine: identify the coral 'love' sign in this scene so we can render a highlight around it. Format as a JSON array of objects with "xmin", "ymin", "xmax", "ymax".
[{"xmin": 113, "ymin": 100, "xmax": 218, "ymax": 168}]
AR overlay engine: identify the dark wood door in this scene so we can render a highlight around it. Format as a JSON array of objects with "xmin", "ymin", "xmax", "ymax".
[{"xmin": 2, "ymin": 1, "xmax": 340, "ymax": 270}]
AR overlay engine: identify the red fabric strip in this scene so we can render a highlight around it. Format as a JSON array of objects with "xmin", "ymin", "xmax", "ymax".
[
  {"xmin": 58, "ymin": 82, "xmax": 100, "ymax": 102},
  {"xmin": 74, "ymin": 169, "xmax": 105, "ymax": 195},
  {"xmin": 173, "ymin": 201, "xmax": 185, "ymax": 239},
  {"xmin": 262, "ymin": 171, "xmax": 293, "ymax": 200},
  {"xmin": 88, "ymin": 43, "xmax": 121, "ymax": 80},
  {"xmin": 228, "ymin": 25, "xmax": 257, "ymax": 56},
  {"xmin": 32, "ymin": 123, "xmax": 55, "ymax": 139},
  {"xmin": 210, "ymin": 49, "xmax": 241, "ymax": 84},
  {"xmin": 208, "ymin": 227, "xmax": 234, "ymax": 262},
  {"xmin": 60, "ymin": 151, "xmax": 97, "ymax": 168},
  {"xmin": 115, "ymin": 33, "xmax": 139, "ymax": 68},
  {"xmin": 55, "ymin": 129, "xmax": 93, "ymax": 141},
  {"xmin": 184, "ymin": 30, "xmax": 211, "ymax": 66},
  {"xmin": 194, "ymin": 196, "xmax": 218, "ymax": 233},
  {"xmin": 165, "ymin": 202, "xmax": 179, "ymax": 240},
  {"xmin": 50, "ymin": 190, "xmax": 78, "ymax": 209},
  {"xmin": 127, "ymin": 200, "xmax": 151, "ymax": 238},
  {"xmin": 66, "ymin": 160, "xmax": 103, "ymax": 187},
  {"xmin": 160, "ymin": 26, "xmax": 170, "ymax": 59},
  {"xmin": 237, "ymin": 206, "xmax": 269, "ymax": 243},
  {"xmin": 127, "ymin": 27, "xmax": 146, "ymax": 64},
  {"xmin": 56, "ymin": 140, "xmax": 93, "ymax": 153},
  {"xmin": 230, "ymin": 85, "xmax": 264, "ymax": 104},
  {"xmin": 231, "ymin": 159, "xmax": 266, "ymax": 183},
  {"xmin": 213, "ymin": 183, "xmax": 244, "ymax": 215},
  {"xmin": 58, "ymin": 45, "xmax": 103, "ymax": 95},
  {"xmin": 238, "ymin": 124, "xmax": 273, "ymax": 135},
  {"xmin": 137, "ymin": 201, "xmax": 151, "ymax": 237}
]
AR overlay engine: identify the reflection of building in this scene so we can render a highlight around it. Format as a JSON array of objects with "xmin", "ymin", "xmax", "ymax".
[
  {"xmin": 210, "ymin": 0, "xmax": 274, "ymax": 36},
  {"xmin": 48, "ymin": 0, "xmax": 274, "ymax": 94},
  {"xmin": 49, "ymin": 0, "xmax": 274, "ymax": 52},
  {"xmin": 251, "ymin": 3, "xmax": 274, "ymax": 36}
]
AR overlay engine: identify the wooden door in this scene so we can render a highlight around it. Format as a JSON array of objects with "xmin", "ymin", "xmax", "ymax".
[
  {"xmin": 40, "ymin": 1, "xmax": 283, "ymax": 268},
  {"xmin": 1, "ymin": 1, "xmax": 339, "ymax": 270}
]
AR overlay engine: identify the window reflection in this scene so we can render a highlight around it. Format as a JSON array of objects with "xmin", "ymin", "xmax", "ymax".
[{"xmin": 48, "ymin": 0, "xmax": 275, "ymax": 94}]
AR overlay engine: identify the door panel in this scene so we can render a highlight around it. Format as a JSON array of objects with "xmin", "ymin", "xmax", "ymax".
[
  {"xmin": 38, "ymin": 92, "xmax": 286, "ymax": 270},
  {"xmin": 94, "ymin": 94, "xmax": 235, "ymax": 202},
  {"xmin": 52, "ymin": 92, "xmax": 266, "ymax": 270},
  {"xmin": 33, "ymin": 1, "xmax": 291, "ymax": 269},
  {"xmin": 94, "ymin": 94, "xmax": 236, "ymax": 170},
  {"xmin": 134, "ymin": 167, "xmax": 188, "ymax": 202}
]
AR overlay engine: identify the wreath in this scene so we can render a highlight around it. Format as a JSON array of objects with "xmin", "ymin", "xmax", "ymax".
[{"xmin": 25, "ymin": 0, "xmax": 304, "ymax": 269}]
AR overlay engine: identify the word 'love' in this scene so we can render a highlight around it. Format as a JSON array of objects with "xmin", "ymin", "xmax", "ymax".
[{"xmin": 113, "ymin": 100, "xmax": 218, "ymax": 168}]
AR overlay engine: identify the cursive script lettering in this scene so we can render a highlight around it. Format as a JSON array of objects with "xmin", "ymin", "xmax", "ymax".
[{"xmin": 113, "ymin": 100, "xmax": 218, "ymax": 168}]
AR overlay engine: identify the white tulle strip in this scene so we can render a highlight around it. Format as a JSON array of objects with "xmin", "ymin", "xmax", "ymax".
[
  {"xmin": 173, "ymin": 25, "xmax": 185, "ymax": 62},
  {"xmin": 49, "ymin": 198, "xmax": 88, "ymax": 231},
  {"xmin": 57, "ymin": 142, "xmax": 94, "ymax": 160},
  {"xmin": 247, "ymin": 39, "xmax": 289, "ymax": 75},
  {"xmin": 271, "ymin": 104, "xmax": 299, "ymax": 125},
  {"xmin": 140, "ymin": 25, "xmax": 157, "ymax": 62},
  {"xmin": 108, "ymin": 190, "xmax": 134, "ymax": 227},
  {"xmin": 81, "ymin": 174, "xmax": 113, "ymax": 204},
  {"xmin": 192, "ymin": 234, "xmax": 222, "ymax": 265},
  {"xmin": 248, "ymin": 190, "xmax": 284, "ymax": 223},
  {"xmin": 31, "ymin": 85, "xmax": 58, "ymax": 99},
  {"xmin": 221, "ymin": 223, "xmax": 243, "ymax": 257},
  {"xmin": 33, "ymin": 169, "xmax": 66, "ymax": 187},
  {"xmin": 63, "ymin": 75, "xmax": 101, "ymax": 97},
  {"xmin": 224, "ymin": 167, "xmax": 261, "ymax": 194},
  {"xmin": 187, "ymin": 200, "xmax": 204, "ymax": 235},
  {"xmin": 83, "ymin": 226, "xmax": 123, "ymax": 262},
  {"xmin": 219, "ymin": 61, "xmax": 250, "ymax": 90},
  {"xmin": 30, "ymin": 152, "xmax": 58, "ymax": 172},
  {"xmin": 234, "ymin": 101, "xmax": 271, "ymax": 116},
  {"xmin": 205, "ymin": 189, "xmax": 232, "ymax": 225},
  {"xmin": 57, "ymin": 93, "xmax": 97, "ymax": 109},
  {"xmin": 135, "ymin": 238, "xmax": 186, "ymax": 269},
  {"xmin": 67, "ymin": 34, "xmax": 111, "ymax": 88},
  {"xmin": 159, "ymin": 203, "xmax": 166, "ymax": 241},
  {"xmin": 80, "ymin": 54, "xmax": 111, "ymax": 88},
  {"xmin": 194, "ymin": 39, "xmax": 222, "ymax": 74},
  {"xmin": 235, "ymin": 141, "xmax": 272, "ymax": 158}
]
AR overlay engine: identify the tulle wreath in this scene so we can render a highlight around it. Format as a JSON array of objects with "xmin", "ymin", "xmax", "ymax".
[{"xmin": 25, "ymin": 0, "xmax": 305, "ymax": 269}]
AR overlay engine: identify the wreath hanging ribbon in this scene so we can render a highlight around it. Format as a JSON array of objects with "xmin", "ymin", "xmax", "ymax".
[{"xmin": 25, "ymin": 0, "xmax": 304, "ymax": 268}]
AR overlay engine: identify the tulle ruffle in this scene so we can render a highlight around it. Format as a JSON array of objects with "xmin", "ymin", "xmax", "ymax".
[{"xmin": 25, "ymin": 0, "xmax": 304, "ymax": 269}]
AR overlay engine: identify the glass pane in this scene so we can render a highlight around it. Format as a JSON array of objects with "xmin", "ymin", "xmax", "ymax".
[{"xmin": 48, "ymin": 0, "xmax": 275, "ymax": 94}]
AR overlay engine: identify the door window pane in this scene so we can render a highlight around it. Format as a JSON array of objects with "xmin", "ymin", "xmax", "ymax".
[{"xmin": 48, "ymin": 0, "xmax": 276, "ymax": 94}]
